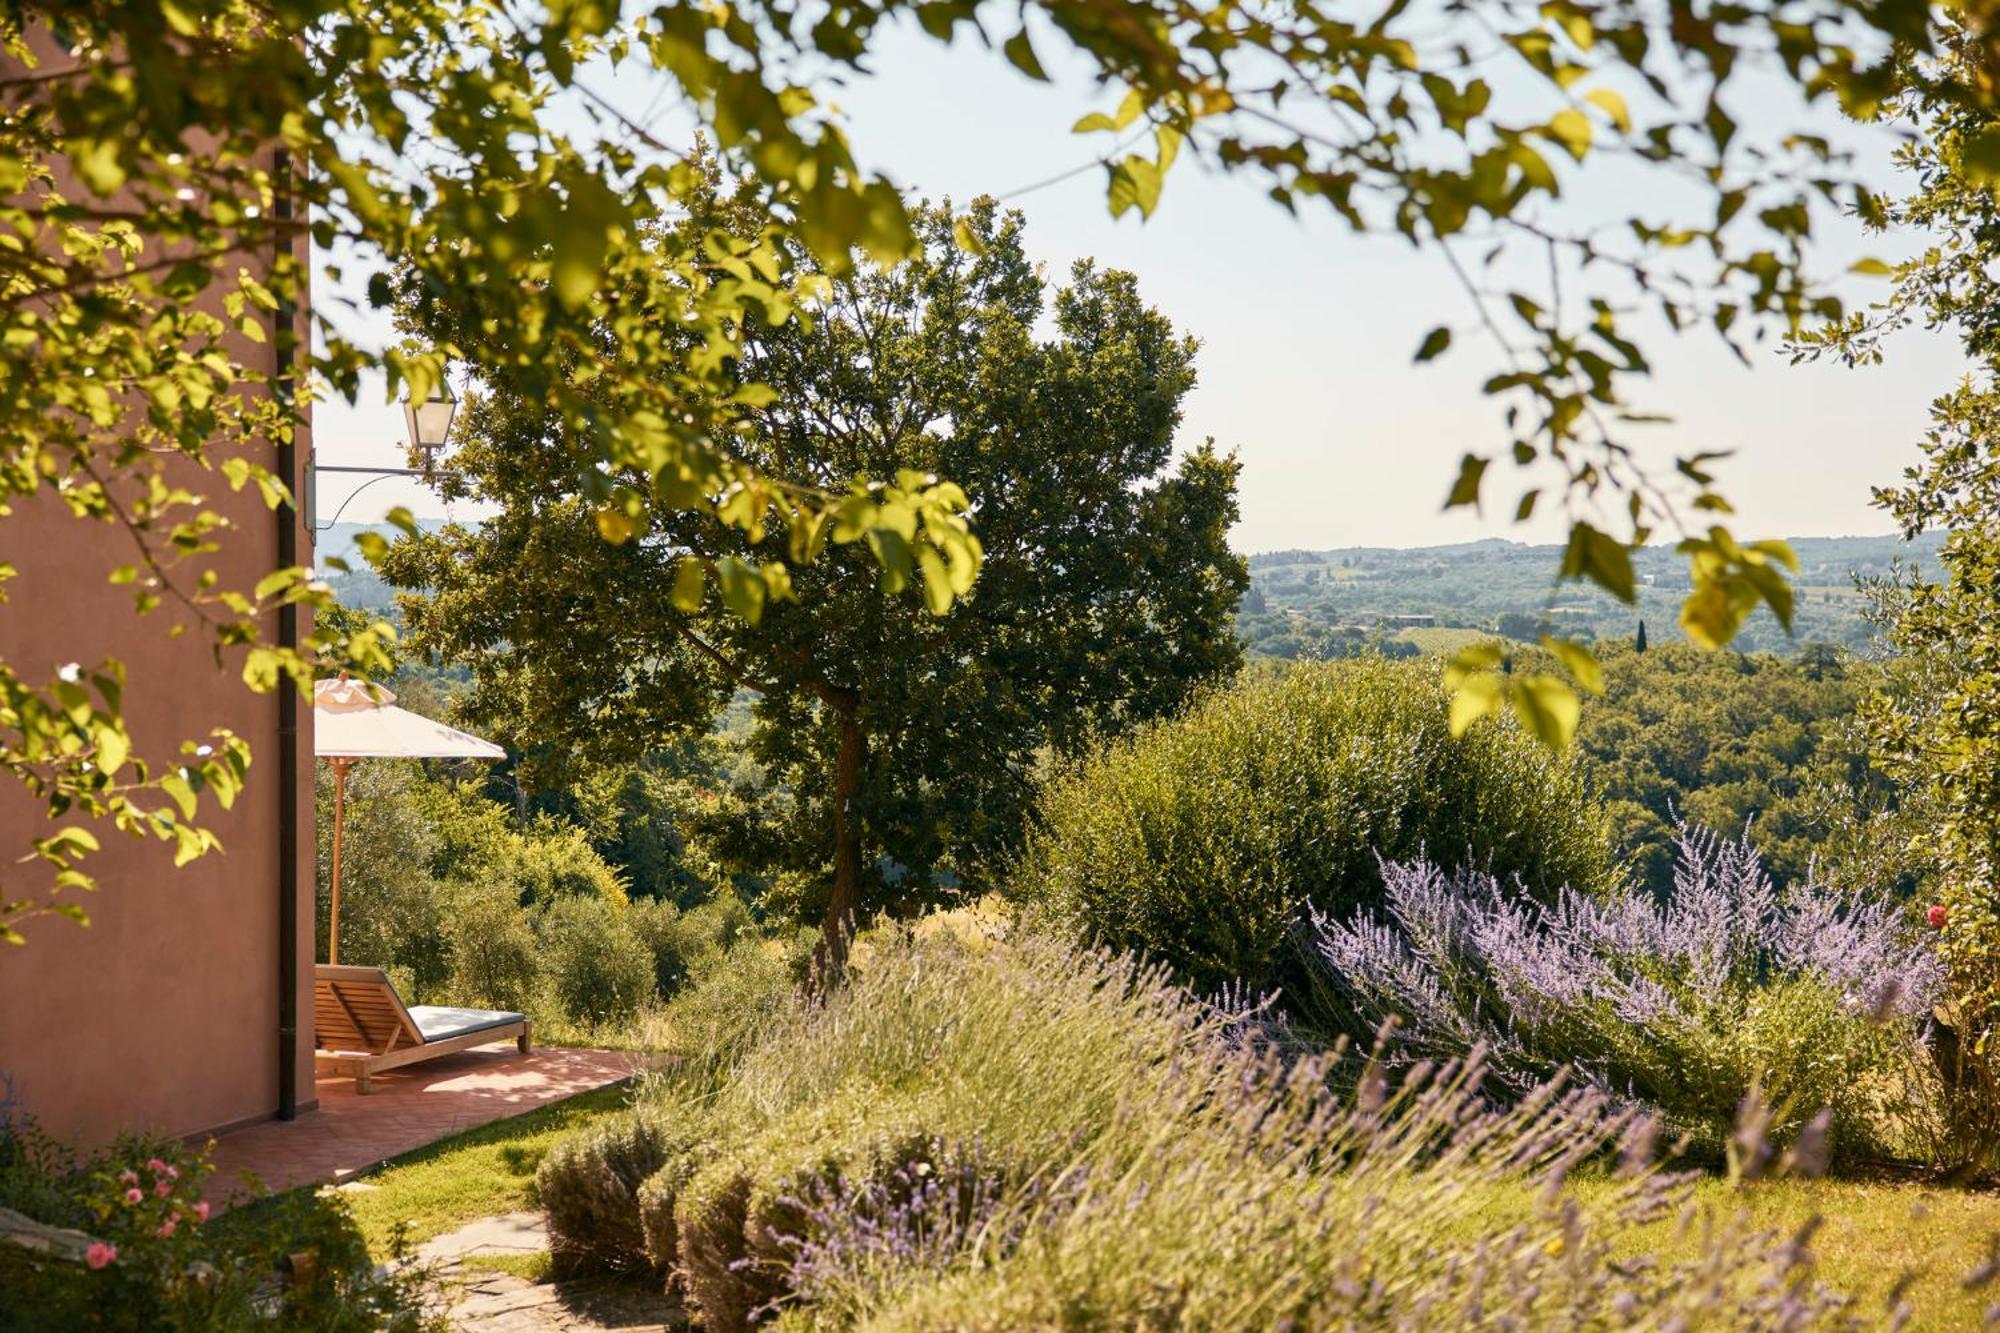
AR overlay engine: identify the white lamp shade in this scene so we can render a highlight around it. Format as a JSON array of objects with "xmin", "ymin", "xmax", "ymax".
[{"xmin": 401, "ymin": 382, "xmax": 457, "ymax": 453}]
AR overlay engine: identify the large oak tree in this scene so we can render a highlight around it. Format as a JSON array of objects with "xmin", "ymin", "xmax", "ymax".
[{"xmin": 382, "ymin": 196, "xmax": 1246, "ymax": 973}]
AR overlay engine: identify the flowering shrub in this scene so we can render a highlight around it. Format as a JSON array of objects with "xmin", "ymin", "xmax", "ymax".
[
  {"xmin": 0, "ymin": 1117, "xmax": 438, "ymax": 1331},
  {"xmin": 1304, "ymin": 827, "xmax": 1943, "ymax": 1159},
  {"xmin": 68, "ymin": 1148, "xmax": 216, "ymax": 1307},
  {"xmin": 545, "ymin": 921, "xmax": 1937, "ymax": 1328}
]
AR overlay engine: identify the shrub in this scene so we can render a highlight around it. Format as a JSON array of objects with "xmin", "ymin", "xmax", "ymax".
[
  {"xmin": 626, "ymin": 898, "xmax": 701, "ymax": 999},
  {"xmin": 1021, "ymin": 658, "xmax": 1611, "ymax": 993},
  {"xmin": 514, "ymin": 815, "xmax": 629, "ymax": 907},
  {"xmin": 313, "ymin": 759, "xmax": 448, "ymax": 993},
  {"xmin": 412, "ymin": 777, "xmax": 519, "ymax": 885},
  {"xmin": 0, "ymin": 1121, "xmax": 436, "ymax": 1331},
  {"xmin": 546, "ymin": 923, "xmax": 1895, "ymax": 1330},
  {"xmin": 413, "ymin": 780, "xmax": 628, "ymax": 908},
  {"xmin": 537, "ymin": 1099, "xmax": 702, "ymax": 1276},
  {"xmin": 440, "ymin": 880, "xmax": 543, "ymax": 1012},
  {"xmin": 684, "ymin": 892, "xmax": 757, "ymax": 950},
  {"xmin": 1304, "ymin": 826, "xmax": 1943, "ymax": 1159},
  {"xmin": 638, "ymin": 936, "xmax": 802, "ymax": 1099},
  {"xmin": 626, "ymin": 893, "xmax": 759, "ymax": 1000},
  {"xmin": 539, "ymin": 895, "xmax": 655, "ymax": 1027},
  {"xmin": 673, "ymin": 1090, "xmax": 970, "ymax": 1327}
]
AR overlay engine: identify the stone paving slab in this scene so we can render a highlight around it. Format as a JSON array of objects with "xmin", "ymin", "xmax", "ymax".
[
  {"xmin": 449, "ymin": 1274, "xmax": 683, "ymax": 1332},
  {"xmin": 202, "ymin": 1044, "xmax": 632, "ymax": 1203},
  {"xmin": 420, "ymin": 1210, "xmax": 683, "ymax": 1332},
  {"xmin": 418, "ymin": 1210, "xmax": 547, "ymax": 1265}
]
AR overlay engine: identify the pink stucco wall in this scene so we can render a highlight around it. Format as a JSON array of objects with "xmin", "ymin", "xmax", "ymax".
[{"xmin": 0, "ymin": 32, "xmax": 317, "ymax": 1146}]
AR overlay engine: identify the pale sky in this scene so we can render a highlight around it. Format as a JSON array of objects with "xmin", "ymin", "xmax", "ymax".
[{"xmin": 309, "ymin": 23, "xmax": 1970, "ymax": 555}]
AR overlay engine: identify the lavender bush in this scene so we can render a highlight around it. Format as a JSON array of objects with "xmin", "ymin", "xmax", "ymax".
[
  {"xmin": 542, "ymin": 916, "xmax": 1954, "ymax": 1329},
  {"xmin": 1305, "ymin": 826, "xmax": 1944, "ymax": 1159}
]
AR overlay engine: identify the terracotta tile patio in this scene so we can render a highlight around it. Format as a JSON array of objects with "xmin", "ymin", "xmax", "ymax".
[{"xmin": 201, "ymin": 1042, "xmax": 633, "ymax": 1204}]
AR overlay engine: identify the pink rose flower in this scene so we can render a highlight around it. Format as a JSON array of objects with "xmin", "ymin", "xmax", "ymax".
[
  {"xmin": 154, "ymin": 1179, "xmax": 173, "ymax": 1198},
  {"xmin": 156, "ymin": 1217, "xmax": 178, "ymax": 1239},
  {"xmin": 1929, "ymin": 904, "xmax": 1950, "ymax": 929},
  {"xmin": 117, "ymin": 1170, "xmax": 138, "ymax": 1186},
  {"xmin": 146, "ymin": 1158, "xmax": 168, "ymax": 1174},
  {"xmin": 123, "ymin": 1188, "xmax": 142, "ymax": 1205},
  {"xmin": 85, "ymin": 1241, "xmax": 116, "ymax": 1269},
  {"xmin": 164, "ymin": 1165, "xmax": 179, "ymax": 1180},
  {"xmin": 191, "ymin": 1201, "xmax": 210, "ymax": 1223}
]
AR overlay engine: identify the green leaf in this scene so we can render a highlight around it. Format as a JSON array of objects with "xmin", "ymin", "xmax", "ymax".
[
  {"xmin": 1445, "ymin": 453, "xmax": 1488, "ymax": 510},
  {"xmin": 1560, "ymin": 523, "xmax": 1637, "ymax": 602},
  {"xmin": 95, "ymin": 726, "xmax": 130, "ymax": 776},
  {"xmin": 1003, "ymin": 29, "xmax": 1048, "ymax": 81},
  {"xmin": 951, "ymin": 217, "xmax": 988, "ymax": 257},
  {"xmin": 1584, "ymin": 87, "xmax": 1631, "ymax": 132},
  {"xmin": 1539, "ymin": 636, "xmax": 1604, "ymax": 694},
  {"xmin": 1545, "ymin": 108, "xmax": 1592, "ymax": 161},
  {"xmin": 73, "ymin": 140, "xmax": 126, "ymax": 195},
  {"xmin": 595, "ymin": 507, "xmax": 636, "ymax": 544},
  {"xmin": 42, "ymin": 826, "xmax": 101, "ymax": 857},
  {"xmin": 1448, "ymin": 671, "xmax": 1504, "ymax": 737},
  {"xmin": 1443, "ymin": 640, "xmax": 1507, "ymax": 691},
  {"xmin": 552, "ymin": 176, "xmax": 620, "ymax": 310},
  {"xmin": 1414, "ymin": 326, "xmax": 1452, "ymax": 362},
  {"xmin": 159, "ymin": 772, "xmax": 198, "ymax": 820},
  {"xmin": 1963, "ymin": 126, "xmax": 2000, "ymax": 183},
  {"xmin": 671, "ymin": 557, "xmax": 706, "ymax": 612},
  {"xmin": 254, "ymin": 568, "xmax": 299, "ymax": 601},
  {"xmin": 917, "ymin": 547, "xmax": 953, "ymax": 615},
  {"xmin": 1107, "ymin": 157, "xmax": 1164, "ymax": 219},
  {"xmin": 1512, "ymin": 674, "xmax": 1581, "ymax": 748},
  {"xmin": 714, "ymin": 557, "xmax": 767, "ymax": 623}
]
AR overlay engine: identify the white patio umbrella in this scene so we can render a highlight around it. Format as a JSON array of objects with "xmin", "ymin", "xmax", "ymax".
[{"xmin": 314, "ymin": 676, "xmax": 505, "ymax": 964}]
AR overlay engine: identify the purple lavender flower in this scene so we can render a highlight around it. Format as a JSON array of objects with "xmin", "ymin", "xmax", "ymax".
[{"xmin": 1304, "ymin": 825, "xmax": 1942, "ymax": 1152}]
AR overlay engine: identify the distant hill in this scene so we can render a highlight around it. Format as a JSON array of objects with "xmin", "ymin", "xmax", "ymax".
[
  {"xmin": 1238, "ymin": 532, "xmax": 1945, "ymax": 659},
  {"xmin": 318, "ymin": 516, "xmax": 1943, "ymax": 659},
  {"xmin": 312, "ymin": 519, "xmax": 453, "ymax": 612}
]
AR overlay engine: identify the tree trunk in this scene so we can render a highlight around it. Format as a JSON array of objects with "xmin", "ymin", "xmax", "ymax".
[{"xmin": 811, "ymin": 695, "xmax": 866, "ymax": 992}]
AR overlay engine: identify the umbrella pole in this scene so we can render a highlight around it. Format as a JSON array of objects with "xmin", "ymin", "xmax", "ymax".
[{"xmin": 330, "ymin": 757, "xmax": 350, "ymax": 966}]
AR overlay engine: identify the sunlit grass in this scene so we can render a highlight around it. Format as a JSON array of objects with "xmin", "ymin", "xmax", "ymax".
[
  {"xmin": 1395, "ymin": 626, "xmax": 1498, "ymax": 655},
  {"xmin": 458, "ymin": 1250, "xmax": 555, "ymax": 1282},
  {"xmin": 1608, "ymin": 1174, "xmax": 2000, "ymax": 1331},
  {"xmin": 332, "ymin": 1082, "xmax": 633, "ymax": 1257},
  {"xmin": 1460, "ymin": 1171, "xmax": 2000, "ymax": 1331}
]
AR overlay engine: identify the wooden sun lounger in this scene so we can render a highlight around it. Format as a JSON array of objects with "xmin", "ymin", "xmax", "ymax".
[{"xmin": 314, "ymin": 964, "xmax": 531, "ymax": 1094}]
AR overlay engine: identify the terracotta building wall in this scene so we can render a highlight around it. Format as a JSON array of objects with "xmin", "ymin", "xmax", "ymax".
[{"xmin": 0, "ymin": 33, "xmax": 315, "ymax": 1146}]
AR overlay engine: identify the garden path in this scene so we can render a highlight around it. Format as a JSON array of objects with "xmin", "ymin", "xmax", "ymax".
[{"xmin": 420, "ymin": 1210, "xmax": 684, "ymax": 1332}]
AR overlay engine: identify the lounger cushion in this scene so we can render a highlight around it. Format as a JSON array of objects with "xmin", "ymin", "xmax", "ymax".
[{"xmin": 407, "ymin": 1004, "xmax": 530, "ymax": 1044}]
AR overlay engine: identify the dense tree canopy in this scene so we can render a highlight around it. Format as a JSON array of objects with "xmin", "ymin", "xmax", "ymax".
[
  {"xmin": 1571, "ymin": 641, "xmax": 1918, "ymax": 899},
  {"xmin": 383, "ymin": 198, "xmax": 1246, "ymax": 969}
]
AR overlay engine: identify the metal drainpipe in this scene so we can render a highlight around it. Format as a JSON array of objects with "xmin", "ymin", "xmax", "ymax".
[{"xmin": 272, "ymin": 146, "xmax": 301, "ymax": 1121}]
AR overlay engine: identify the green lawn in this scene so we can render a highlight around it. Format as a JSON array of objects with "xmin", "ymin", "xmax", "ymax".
[
  {"xmin": 1395, "ymin": 626, "xmax": 1498, "ymax": 655},
  {"xmin": 331, "ymin": 1082, "xmax": 633, "ymax": 1257},
  {"xmin": 1568, "ymin": 1173, "xmax": 2000, "ymax": 1329}
]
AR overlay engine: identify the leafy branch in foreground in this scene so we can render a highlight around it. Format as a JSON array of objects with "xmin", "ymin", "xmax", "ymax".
[{"xmin": 2, "ymin": 0, "xmax": 1977, "ymax": 933}]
